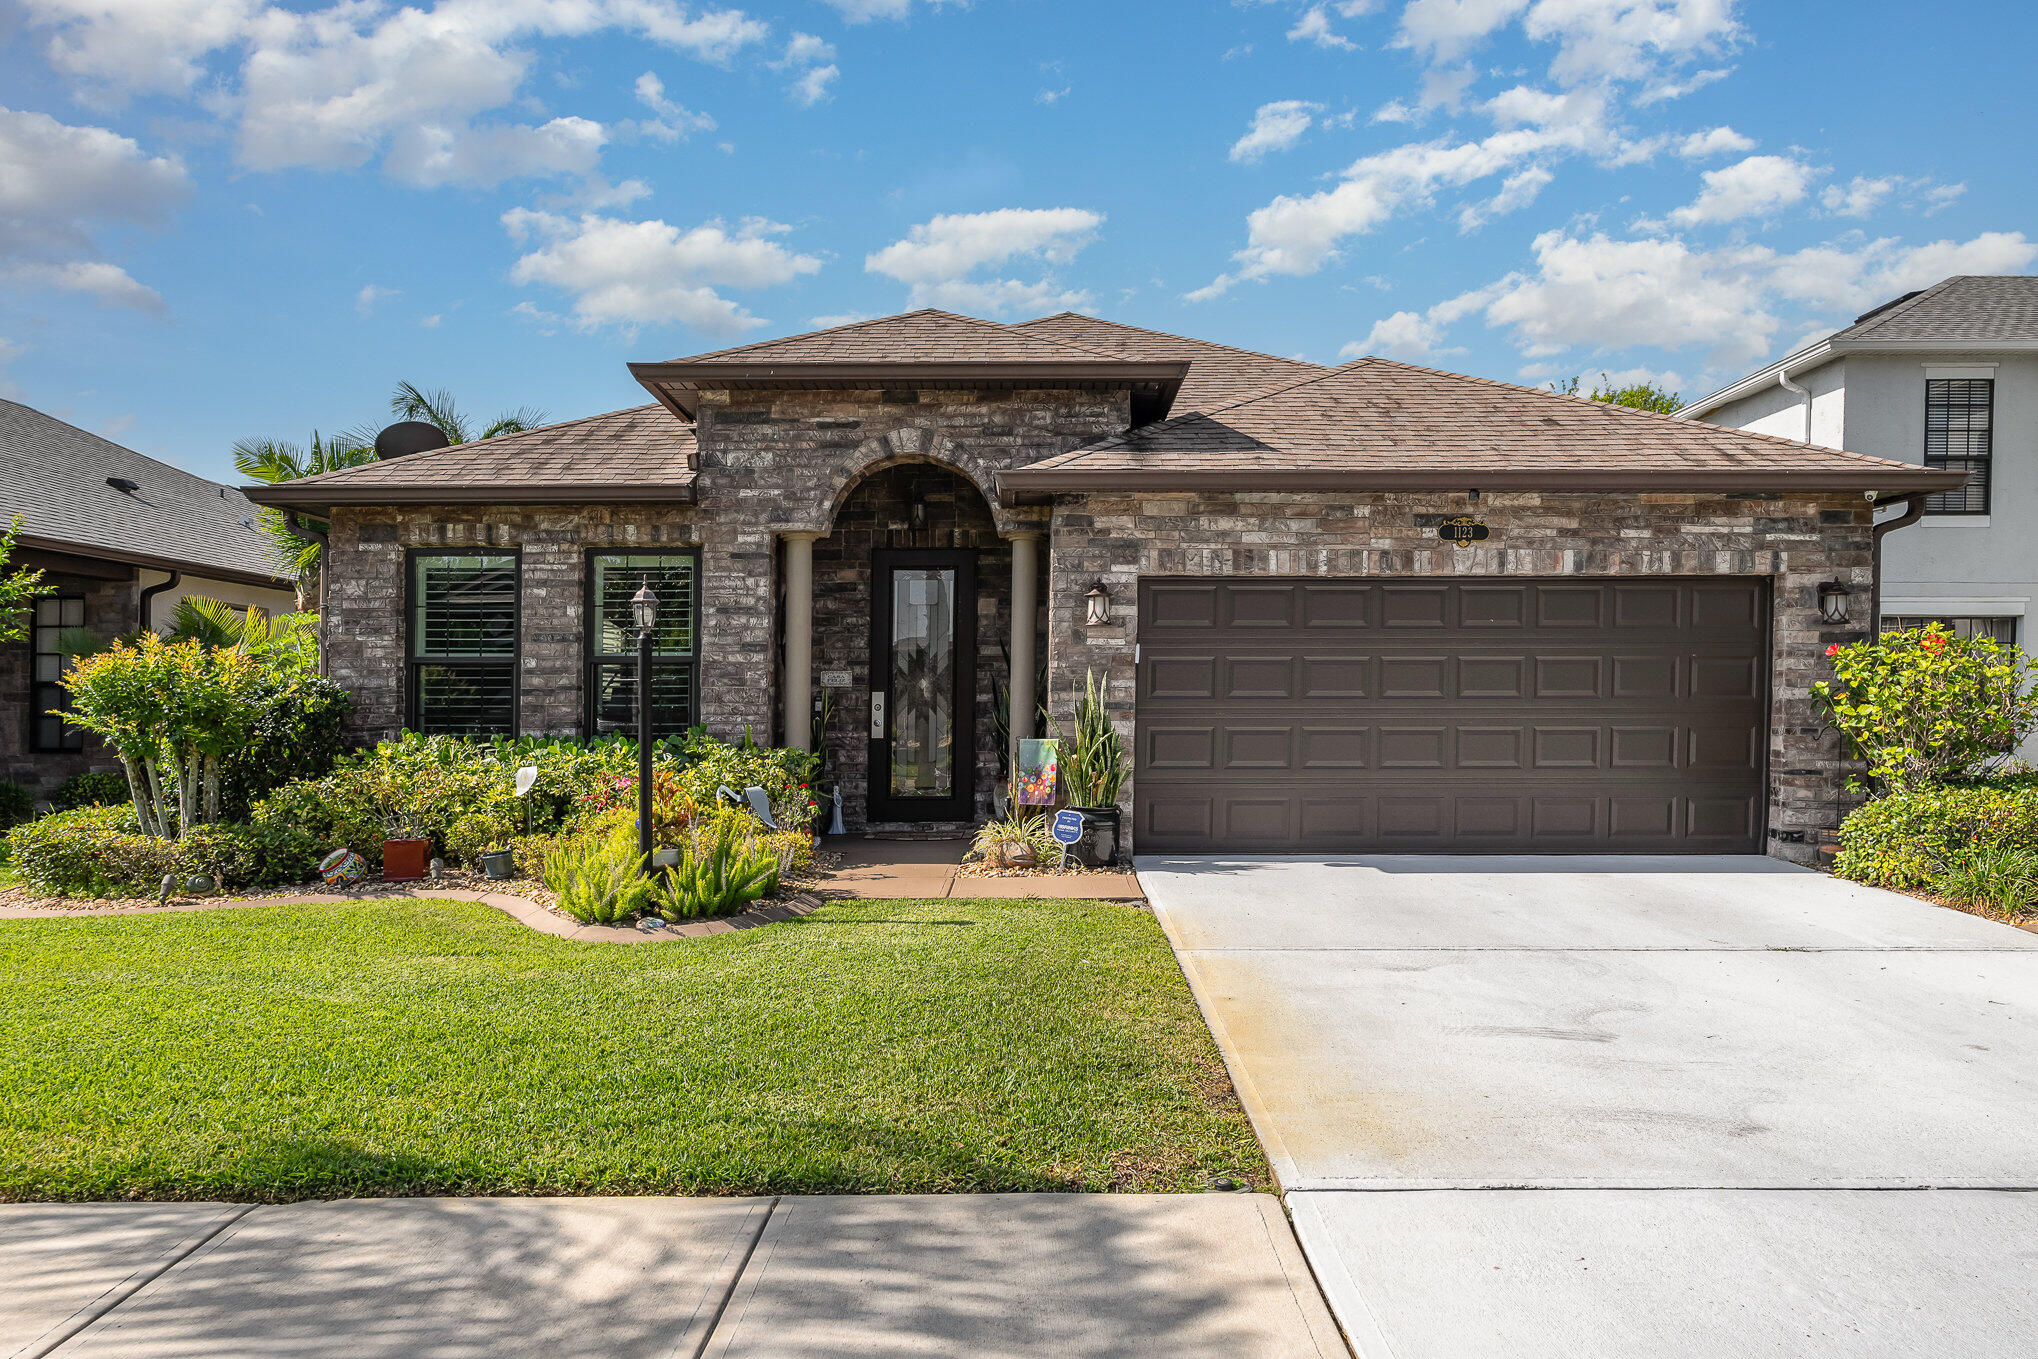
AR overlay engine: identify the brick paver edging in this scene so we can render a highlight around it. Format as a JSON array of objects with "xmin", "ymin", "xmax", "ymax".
[{"xmin": 0, "ymin": 886, "xmax": 823, "ymax": 943}]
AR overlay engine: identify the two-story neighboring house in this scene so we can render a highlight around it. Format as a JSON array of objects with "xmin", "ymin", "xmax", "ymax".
[{"xmin": 1682, "ymin": 275, "xmax": 2037, "ymax": 650}]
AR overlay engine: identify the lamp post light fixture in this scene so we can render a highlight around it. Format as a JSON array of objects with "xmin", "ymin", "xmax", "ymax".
[
  {"xmin": 632, "ymin": 581, "xmax": 660, "ymax": 871},
  {"xmin": 1083, "ymin": 580, "xmax": 1111, "ymax": 627},
  {"xmin": 1815, "ymin": 578, "xmax": 1852, "ymax": 626}
]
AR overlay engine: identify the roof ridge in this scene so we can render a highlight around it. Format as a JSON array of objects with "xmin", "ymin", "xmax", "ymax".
[
  {"xmin": 671, "ymin": 308, "xmax": 1125, "ymax": 365},
  {"xmin": 287, "ymin": 404, "xmax": 687, "ymax": 486},
  {"xmin": 1014, "ymin": 313, "xmax": 1327, "ymax": 369},
  {"xmin": 1842, "ymin": 275, "xmax": 1965, "ymax": 339},
  {"xmin": 1351, "ymin": 354, "xmax": 1855, "ymax": 458}
]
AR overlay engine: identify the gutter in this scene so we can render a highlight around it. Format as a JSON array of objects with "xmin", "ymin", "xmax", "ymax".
[
  {"xmin": 1869, "ymin": 492, "xmax": 1932, "ymax": 629},
  {"xmin": 139, "ymin": 571, "xmax": 180, "ymax": 632},
  {"xmin": 997, "ymin": 465, "xmax": 1966, "ymax": 504},
  {"xmin": 243, "ymin": 483, "xmax": 698, "ymax": 512}
]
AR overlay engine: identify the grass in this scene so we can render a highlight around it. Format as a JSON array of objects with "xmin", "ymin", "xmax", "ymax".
[{"xmin": 0, "ymin": 896, "xmax": 1266, "ymax": 1202}]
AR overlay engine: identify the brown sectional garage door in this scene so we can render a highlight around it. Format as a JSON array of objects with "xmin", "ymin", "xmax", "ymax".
[{"xmin": 1134, "ymin": 578, "xmax": 1768, "ymax": 854}]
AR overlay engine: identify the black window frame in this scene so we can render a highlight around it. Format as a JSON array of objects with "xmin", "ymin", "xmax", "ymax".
[
  {"xmin": 583, "ymin": 547, "xmax": 702, "ymax": 742},
  {"xmin": 1922, "ymin": 377, "xmax": 1993, "ymax": 515},
  {"xmin": 29, "ymin": 594, "xmax": 88, "ymax": 753},
  {"xmin": 1879, "ymin": 614, "xmax": 2018, "ymax": 646},
  {"xmin": 404, "ymin": 548, "xmax": 522, "ymax": 737}
]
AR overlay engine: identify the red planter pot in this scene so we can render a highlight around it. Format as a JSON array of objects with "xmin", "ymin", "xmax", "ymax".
[{"xmin": 381, "ymin": 838, "xmax": 431, "ymax": 881}]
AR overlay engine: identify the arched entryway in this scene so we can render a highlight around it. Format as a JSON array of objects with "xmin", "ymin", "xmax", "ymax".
[{"xmin": 795, "ymin": 460, "xmax": 1043, "ymax": 832}]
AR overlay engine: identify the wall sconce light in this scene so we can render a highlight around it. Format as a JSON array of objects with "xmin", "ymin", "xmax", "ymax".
[
  {"xmin": 1816, "ymin": 578, "xmax": 1851, "ymax": 626},
  {"xmin": 1084, "ymin": 581, "xmax": 1111, "ymax": 627}
]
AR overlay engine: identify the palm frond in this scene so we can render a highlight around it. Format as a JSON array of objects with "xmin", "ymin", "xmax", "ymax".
[
  {"xmin": 232, "ymin": 437, "xmax": 309, "ymax": 483},
  {"xmin": 390, "ymin": 382, "xmax": 471, "ymax": 443},
  {"xmin": 480, "ymin": 406, "xmax": 548, "ymax": 440},
  {"xmin": 166, "ymin": 595, "xmax": 249, "ymax": 648}
]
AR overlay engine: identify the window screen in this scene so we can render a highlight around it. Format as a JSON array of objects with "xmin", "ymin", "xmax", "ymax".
[
  {"xmin": 587, "ymin": 552, "xmax": 698, "ymax": 740},
  {"xmin": 1923, "ymin": 378, "xmax": 1992, "ymax": 514},
  {"xmin": 408, "ymin": 553, "xmax": 518, "ymax": 735}
]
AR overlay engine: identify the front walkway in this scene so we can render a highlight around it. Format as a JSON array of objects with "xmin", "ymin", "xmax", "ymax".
[
  {"xmin": 3, "ymin": 1194, "xmax": 1344, "ymax": 1359},
  {"xmin": 1140, "ymin": 854, "xmax": 2038, "ymax": 1358},
  {"xmin": 813, "ymin": 837, "xmax": 1144, "ymax": 900}
]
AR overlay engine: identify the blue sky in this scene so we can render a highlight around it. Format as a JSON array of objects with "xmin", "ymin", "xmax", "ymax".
[{"xmin": 3, "ymin": 0, "xmax": 2035, "ymax": 481}]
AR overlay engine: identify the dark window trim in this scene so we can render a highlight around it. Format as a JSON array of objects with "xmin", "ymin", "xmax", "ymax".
[
  {"xmin": 29, "ymin": 593, "xmax": 88, "ymax": 754},
  {"xmin": 404, "ymin": 547, "xmax": 522, "ymax": 737},
  {"xmin": 1922, "ymin": 377, "xmax": 1993, "ymax": 516},
  {"xmin": 582, "ymin": 546, "xmax": 702, "ymax": 741}
]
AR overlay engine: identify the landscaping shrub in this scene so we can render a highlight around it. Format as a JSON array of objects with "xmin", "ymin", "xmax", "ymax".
[
  {"xmin": 7, "ymin": 805, "xmax": 272, "ymax": 897},
  {"xmin": 657, "ymin": 815, "xmax": 783, "ymax": 921},
  {"xmin": 221, "ymin": 671, "xmax": 352, "ymax": 819},
  {"xmin": 1833, "ymin": 782, "xmax": 2038, "ymax": 890},
  {"xmin": 543, "ymin": 828, "xmax": 655, "ymax": 924},
  {"xmin": 1932, "ymin": 842, "xmax": 2038, "ymax": 917},
  {"xmin": 1816, "ymin": 625, "xmax": 2038, "ymax": 790},
  {"xmin": 48, "ymin": 770, "xmax": 130, "ymax": 812},
  {"xmin": 0, "ymin": 779, "xmax": 33, "ymax": 831}
]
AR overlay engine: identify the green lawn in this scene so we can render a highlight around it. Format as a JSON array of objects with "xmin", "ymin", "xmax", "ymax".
[{"xmin": 0, "ymin": 897, "xmax": 1266, "ymax": 1201}]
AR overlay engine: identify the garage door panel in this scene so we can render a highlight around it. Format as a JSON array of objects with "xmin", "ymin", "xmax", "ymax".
[{"xmin": 1136, "ymin": 578, "xmax": 1766, "ymax": 853}]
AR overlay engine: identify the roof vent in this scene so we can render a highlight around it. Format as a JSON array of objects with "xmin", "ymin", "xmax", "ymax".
[
  {"xmin": 1854, "ymin": 290, "xmax": 1922, "ymax": 325},
  {"xmin": 374, "ymin": 420, "xmax": 452, "ymax": 460},
  {"xmin": 106, "ymin": 476, "xmax": 140, "ymax": 494}
]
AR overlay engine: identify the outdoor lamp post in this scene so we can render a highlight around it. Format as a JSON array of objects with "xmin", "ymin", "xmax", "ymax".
[{"xmin": 632, "ymin": 581, "xmax": 660, "ymax": 869}]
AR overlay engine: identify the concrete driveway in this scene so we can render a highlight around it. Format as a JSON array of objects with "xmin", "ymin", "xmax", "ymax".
[{"xmin": 1139, "ymin": 855, "xmax": 2038, "ymax": 1358}]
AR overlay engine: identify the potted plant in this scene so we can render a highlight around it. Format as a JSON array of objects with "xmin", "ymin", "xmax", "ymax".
[
  {"xmin": 971, "ymin": 811, "xmax": 1051, "ymax": 870},
  {"xmin": 381, "ymin": 813, "xmax": 432, "ymax": 882},
  {"xmin": 479, "ymin": 843, "xmax": 517, "ymax": 880},
  {"xmin": 1057, "ymin": 670, "xmax": 1127, "ymax": 866}
]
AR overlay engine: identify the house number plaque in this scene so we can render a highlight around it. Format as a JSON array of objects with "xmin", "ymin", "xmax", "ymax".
[
  {"xmin": 819, "ymin": 671, "xmax": 851, "ymax": 688},
  {"xmin": 1434, "ymin": 515, "xmax": 1489, "ymax": 548}
]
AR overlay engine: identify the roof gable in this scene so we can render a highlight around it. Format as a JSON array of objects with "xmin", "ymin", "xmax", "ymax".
[
  {"xmin": 1011, "ymin": 313, "xmax": 1326, "ymax": 413},
  {"xmin": 672, "ymin": 309, "xmax": 1118, "ymax": 365}
]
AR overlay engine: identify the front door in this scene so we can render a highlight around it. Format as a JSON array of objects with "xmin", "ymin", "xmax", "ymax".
[{"xmin": 869, "ymin": 549, "xmax": 977, "ymax": 823}]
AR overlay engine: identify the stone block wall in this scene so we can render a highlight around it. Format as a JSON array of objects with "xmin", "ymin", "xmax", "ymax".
[
  {"xmin": 1046, "ymin": 490, "xmax": 1873, "ymax": 863},
  {"xmin": 0, "ymin": 567, "xmax": 135, "ymax": 797}
]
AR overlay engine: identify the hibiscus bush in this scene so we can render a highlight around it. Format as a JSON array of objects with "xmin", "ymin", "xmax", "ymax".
[{"xmin": 1814, "ymin": 624, "xmax": 2038, "ymax": 791}]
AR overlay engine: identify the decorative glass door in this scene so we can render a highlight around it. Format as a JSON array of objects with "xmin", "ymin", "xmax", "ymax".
[{"xmin": 868, "ymin": 549, "xmax": 977, "ymax": 823}]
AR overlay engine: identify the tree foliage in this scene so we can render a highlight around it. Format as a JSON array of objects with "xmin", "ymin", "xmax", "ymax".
[
  {"xmin": 1814, "ymin": 624, "xmax": 2038, "ymax": 790},
  {"xmin": 1548, "ymin": 375, "xmax": 1683, "ymax": 414},
  {"xmin": 0, "ymin": 516, "xmax": 52, "ymax": 645}
]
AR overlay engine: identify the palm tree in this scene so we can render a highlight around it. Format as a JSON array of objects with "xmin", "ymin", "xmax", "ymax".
[
  {"xmin": 389, "ymin": 382, "xmax": 546, "ymax": 444},
  {"xmin": 234, "ymin": 430, "xmax": 375, "ymax": 609}
]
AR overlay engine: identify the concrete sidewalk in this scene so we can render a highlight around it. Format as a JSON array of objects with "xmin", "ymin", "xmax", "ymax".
[
  {"xmin": 2, "ymin": 1194, "xmax": 1345, "ymax": 1359},
  {"xmin": 813, "ymin": 838, "xmax": 1144, "ymax": 901}
]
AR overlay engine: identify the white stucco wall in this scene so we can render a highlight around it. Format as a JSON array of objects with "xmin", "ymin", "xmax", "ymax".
[
  {"xmin": 138, "ymin": 568, "xmax": 297, "ymax": 632},
  {"xmin": 1702, "ymin": 357, "xmax": 1848, "ymax": 448}
]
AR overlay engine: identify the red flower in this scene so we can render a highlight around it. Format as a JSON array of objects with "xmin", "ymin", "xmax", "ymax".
[
  {"xmin": 1922, "ymin": 634, "xmax": 1948, "ymax": 653},
  {"xmin": 1825, "ymin": 643, "xmax": 1841, "ymax": 657}
]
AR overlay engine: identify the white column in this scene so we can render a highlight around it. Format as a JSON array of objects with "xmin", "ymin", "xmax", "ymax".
[
  {"xmin": 1006, "ymin": 531, "xmax": 1040, "ymax": 760},
  {"xmin": 782, "ymin": 531, "xmax": 818, "ymax": 752}
]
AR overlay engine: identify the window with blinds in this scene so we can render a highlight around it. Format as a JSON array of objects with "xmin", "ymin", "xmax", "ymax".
[
  {"xmin": 1923, "ymin": 378, "xmax": 1992, "ymax": 514},
  {"xmin": 31, "ymin": 596, "xmax": 87, "ymax": 752},
  {"xmin": 1880, "ymin": 615, "xmax": 2018, "ymax": 646},
  {"xmin": 408, "ymin": 552, "xmax": 519, "ymax": 736},
  {"xmin": 586, "ymin": 551, "xmax": 699, "ymax": 740}
]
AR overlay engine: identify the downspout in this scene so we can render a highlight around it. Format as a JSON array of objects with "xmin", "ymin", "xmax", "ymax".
[
  {"xmin": 285, "ymin": 510, "xmax": 331, "ymax": 675},
  {"xmin": 1778, "ymin": 362, "xmax": 1813, "ymax": 443},
  {"xmin": 139, "ymin": 571, "xmax": 180, "ymax": 633},
  {"xmin": 1869, "ymin": 491, "xmax": 1930, "ymax": 631}
]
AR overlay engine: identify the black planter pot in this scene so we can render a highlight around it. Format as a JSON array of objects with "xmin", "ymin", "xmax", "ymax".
[{"xmin": 1070, "ymin": 805, "xmax": 1122, "ymax": 867}]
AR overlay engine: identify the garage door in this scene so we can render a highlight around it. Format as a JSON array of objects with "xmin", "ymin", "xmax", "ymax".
[{"xmin": 1134, "ymin": 578, "xmax": 1768, "ymax": 853}]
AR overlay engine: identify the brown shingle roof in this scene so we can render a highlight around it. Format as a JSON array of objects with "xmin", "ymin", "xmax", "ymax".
[
  {"xmin": 1002, "ymin": 358, "xmax": 1962, "ymax": 495},
  {"xmin": 673, "ymin": 308, "xmax": 1120, "ymax": 365},
  {"xmin": 247, "ymin": 405, "xmax": 696, "ymax": 509},
  {"xmin": 1011, "ymin": 313, "xmax": 1326, "ymax": 413}
]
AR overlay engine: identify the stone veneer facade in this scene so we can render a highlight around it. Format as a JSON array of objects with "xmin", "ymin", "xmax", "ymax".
[
  {"xmin": 1044, "ymin": 490, "xmax": 1872, "ymax": 864},
  {"xmin": 316, "ymin": 380, "xmax": 1871, "ymax": 859},
  {"xmin": 1, "ymin": 566, "xmax": 137, "ymax": 796}
]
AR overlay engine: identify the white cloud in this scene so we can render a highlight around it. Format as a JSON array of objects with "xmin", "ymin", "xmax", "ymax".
[
  {"xmin": 383, "ymin": 116, "xmax": 609, "ymax": 189},
  {"xmin": 419, "ymin": 314, "xmax": 442, "ymax": 328},
  {"xmin": 1819, "ymin": 174, "xmax": 1964, "ymax": 219},
  {"xmin": 1523, "ymin": 0, "xmax": 1742, "ymax": 88},
  {"xmin": 1289, "ymin": 5, "xmax": 1357, "ymax": 49},
  {"xmin": 355, "ymin": 283, "xmax": 399, "ymax": 316},
  {"xmin": 789, "ymin": 64, "xmax": 839, "ymax": 106},
  {"xmin": 867, "ymin": 207, "xmax": 1103, "ymax": 315},
  {"xmin": 1230, "ymin": 100, "xmax": 1321, "ymax": 163},
  {"xmin": 1676, "ymin": 125, "xmax": 1753, "ymax": 158},
  {"xmin": 773, "ymin": 32, "xmax": 837, "ymax": 106},
  {"xmin": 3, "ymin": 259, "xmax": 166, "ymax": 312},
  {"xmin": 1458, "ymin": 164, "xmax": 1553, "ymax": 231},
  {"xmin": 815, "ymin": 0, "xmax": 956, "ymax": 20},
  {"xmin": 20, "ymin": 0, "xmax": 260, "ymax": 100},
  {"xmin": 1340, "ymin": 282, "xmax": 1496, "ymax": 359},
  {"xmin": 1668, "ymin": 153, "xmax": 1814, "ymax": 225},
  {"xmin": 1036, "ymin": 85, "xmax": 1072, "ymax": 105},
  {"xmin": 632, "ymin": 71, "xmax": 716, "ymax": 142},
  {"xmin": 1396, "ymin": 0, "xmax": 1528, "ymax": 63},
  {"xmin": 503, "ymin": 208, "xmax": 821, "ymax": 334},
  {"xmin": 0, "ymin": 106, "xmax": 187, "ymax": 312}
]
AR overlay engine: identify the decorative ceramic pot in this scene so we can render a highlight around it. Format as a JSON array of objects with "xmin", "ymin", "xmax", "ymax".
[
  {"xmin": 318, "ymin": 849, "xmax": 369, "ymax": 889},
  {"xmin": 479, "ymin": 849, "xmax": 516, "ymax": 880},
  {"xmin": 1070, "ymin": 806, "xmax": 1122, "ymax": 867}
]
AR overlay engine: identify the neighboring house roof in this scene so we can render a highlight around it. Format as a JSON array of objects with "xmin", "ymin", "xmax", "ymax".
[
  {"xmin": 628, "ymin": 309, "xmax": 1190, "ymax": 423},
  {"xmin": 250, "ymin": 405, "xmax": 696, "ymax": 510},
  {"xmin": 1001, "ymin": 358, "xmax": 1962, "ymax": 497},
  {"xmin": 1680, "ymin": 275, "xmax": 2038, "ymax": 418},
  {"xmin": 1010, "ymin": 313, "xmax": 1325, "ymax": 414},
  {"xmin": 0, "ymin": 398, "xmax": 288, "ymax": 586}
]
